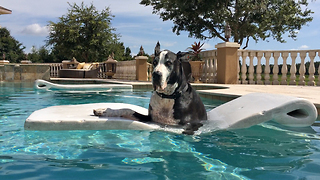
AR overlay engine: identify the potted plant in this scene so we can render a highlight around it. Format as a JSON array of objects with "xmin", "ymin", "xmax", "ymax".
[{"xmin": 186, "ymin": 41, "xmax": 205, "ymax": 83}]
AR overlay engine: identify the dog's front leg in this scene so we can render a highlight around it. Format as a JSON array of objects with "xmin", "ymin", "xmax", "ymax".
[
  {"xmin": 93, "ymin": 108, "xmax": 136, "ymax": 119},
  {"xmin": 93, "ymin": 108, "xmax": 151, "ymax": 122}
]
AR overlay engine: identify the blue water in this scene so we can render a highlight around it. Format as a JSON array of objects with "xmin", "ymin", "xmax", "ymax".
[{"xmin": 1, "ymin": 82, "xmax": 320, "ymax": 180}]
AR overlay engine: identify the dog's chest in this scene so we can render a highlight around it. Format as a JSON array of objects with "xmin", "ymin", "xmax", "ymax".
[{"xmin": 149, "ymin": 93, "xmax": 179, "ymax": 125}]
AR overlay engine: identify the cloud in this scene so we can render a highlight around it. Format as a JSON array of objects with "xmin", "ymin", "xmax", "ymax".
[
  {"xmin": 299, "ymin": 45, "xmax": 309, "ymax": 49},
  {"xmin": 202, "ymin": 43, "xmax": 213, "ymax": 50},
  {"xmin": 162, "ymin": 41, "xmax": 177, "ymax": 48},
  {"xmin": 21, "ymin": 24, "xmax": 49, "ymax": 36},
  {"xmin": 153, "ymin": 27, "xmax": 162, "ymax": 31}
]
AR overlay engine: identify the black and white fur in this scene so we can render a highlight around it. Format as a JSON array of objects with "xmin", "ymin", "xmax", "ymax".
[{"xmin": 94, "ymin": 42, "xmax": 207, "ymax": 134}]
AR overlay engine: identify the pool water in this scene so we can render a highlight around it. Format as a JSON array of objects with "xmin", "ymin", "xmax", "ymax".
[{"xmin": 1, "ymin": 82, "xmax": 320, "ymax": 180}]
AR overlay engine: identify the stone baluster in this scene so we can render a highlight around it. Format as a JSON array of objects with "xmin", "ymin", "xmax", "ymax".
[
  {"xmin": 201, "ymin": 58, "xmax": 208, "ymax": 83},
  {"xmin": 317, "ymin": 51, "xmax": 320, "ymax": 86},
  {"xmin": 50, "ymin": 64, "xmax": 54, "ymax": 77},
  {"xmin": 208, "ymin": 58, "xmax": 214, "ymax": 83},
  {"xmin": 308, "ymin": 51, "xmax": 316, "ymax": 86},
  {"xmin": 213, "ymin": 51, "xmax": 218, "ymax": 83},
  {"xmin": 241, "ymin": 51, "xmax": 248, "ymax": 84},
  {"xmin": 256, "ymin": 52, "xmax": 263, "ymax": 84},
  {"xmin": 203, "ymin": 51, "xmax": 215, "ymax": 83},
  {"xmin": 280, "ymin": 52, "xmax": 288, "ymax": 85},
  {"xmin": 298, "ymin": 52, "xmax": 306, "ymax": 85},
  {"xmin": 248, "ymin": 51, "xmax": 255, "ymax": 84},
  {"xmin": 264, "ymin": 52, "xmax": 271, "ymax": 85},
  {"xmin": 237, "ymin": 51, "xmax": 241, "ymax": 84},
  {"xmin": 272, "ymin": 52, "xmax": 280, "ymax": 85},
  {"xmin": 289, "ymin": 52, "xmax": 297, "ymax": 85},
  {"xmin": 53, "ymin": 64, "xmax": 57, "ymax": 77}
]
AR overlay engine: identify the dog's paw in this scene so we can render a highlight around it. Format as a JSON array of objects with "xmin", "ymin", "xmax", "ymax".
[
  {"xmin": 182, "ymin": 122, "xmax": 203, "ymax": 135},
  {"xmin": 93, "ymin": 108, "xmax": 108, "ymax": 116}
]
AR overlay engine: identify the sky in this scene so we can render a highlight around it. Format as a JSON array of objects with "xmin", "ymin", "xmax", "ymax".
[{"xmin": 1, "ymin": 0, "xmax": 320, "ymax": 57}]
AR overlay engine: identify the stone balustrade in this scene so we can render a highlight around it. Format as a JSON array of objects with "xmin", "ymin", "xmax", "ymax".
[
  {"xmin": 200, "ymin": 48, "xmax": 320, "ymax": 86},
  {"xmin": 200, "ymin": 50, "xmax": 218, "ymax": 83},
  {"xmin": 50, "ymin": 63, "xmax": 63, "ymax": 78}
]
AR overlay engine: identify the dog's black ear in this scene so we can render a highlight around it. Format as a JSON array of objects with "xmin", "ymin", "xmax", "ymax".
[
  {"xmin": 177, "ymin": 51, "xmax": 190, "ymax": 62},
  {"xmin": 177, "ymin": 51, "xmax": 183, "ymax": 59},
  {"xmin": 155, "ymin": 41, "xmax": 160, "ymax": 56}
]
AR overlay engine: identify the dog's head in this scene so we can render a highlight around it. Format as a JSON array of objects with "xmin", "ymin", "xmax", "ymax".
[{"xmin": 152, "ymin": 42, "xmax": 186, "ymax": 94}]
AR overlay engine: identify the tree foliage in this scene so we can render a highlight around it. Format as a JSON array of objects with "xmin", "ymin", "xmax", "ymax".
[
  {"xmin": 27, "ymin": 46, "xmax": 56, "ymax": 63},
  {"xmin": 47, "ymin": 2, "xmax": 123, "ymax": 62},
  {"xmin": 140, "ymin": 0, "xmax": 314, "ymax": 49},
  {"xmin": 0, "ymin": 27, "xmax": 25, "ymax": 63}
]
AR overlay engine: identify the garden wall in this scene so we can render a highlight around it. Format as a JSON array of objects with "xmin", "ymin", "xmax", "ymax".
[{"xmin": 0, "ymin": 64, "xmax": 50, "ymax": 81}]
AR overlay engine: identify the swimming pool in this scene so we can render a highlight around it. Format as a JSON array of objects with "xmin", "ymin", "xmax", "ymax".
[{"xmin": 1, "ymin": 82, "xmax": 320, "ymax": 179}]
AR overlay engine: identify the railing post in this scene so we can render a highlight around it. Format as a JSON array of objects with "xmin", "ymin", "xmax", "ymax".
[
  {"xmin": 248, "ymin": 51, "xmax": 255, "ymax": 84},
  {"xmin": 241, "ymin": 51, "xmax": 248, "ymax": 84},
  {"xmin": 201, "ymin": 58, "xmax": 208, "ymax": 83},
  {"xmin": 215, "ymin": 42, "xmax": 240, "ymax": 84},
  {"xmin": 281, "ymin": 52, "xmax": 288, "ymax": 85},
  {"xmin": 289, "ymin": 52, "xmax": 297, "ymax": 85},
  {"xmin": 298, "ymin": 52, "xmax": 306, "ymax": 85},
  {"xmin": 208, "ymin": 58, "xmax": 214, "ymax": 83},
  {"xmin": 256, "ymin": 52, "xmax": 263, "ymax": 85},
  {"xmin": 212, "ymin": 51, "xmax": 218, "ymax": 83},
  {"xmin": 237, "ymin": 51, "xmax": 241, "ymax": 84},
  {"xmin": 272, "ymin": 52, "xmax": 280, "ymax": 85},
  {"xmin": 317, "ymin": 51, "xmax": 320, "ymax": 86},
  {"xmin": 264, "ymin": 52, "xmax": 271, "ymax": 85},
  {"xmin": 308, "ymin": 51, "xmax": 316, "ymax": 86}
]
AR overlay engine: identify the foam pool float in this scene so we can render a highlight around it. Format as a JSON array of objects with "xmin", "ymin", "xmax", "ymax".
[
  {"xmin": 25, "ymin": 93, "xmax": 318, "ymax": 134},
  {"xmin": 34, "ymin": 79, "xmax": 132, "ymax": 91}
]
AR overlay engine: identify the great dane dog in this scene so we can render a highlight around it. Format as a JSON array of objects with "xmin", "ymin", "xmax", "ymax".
[{"xmin": 94, "ymin": 42, "xmax": 207, "ymax": 134}]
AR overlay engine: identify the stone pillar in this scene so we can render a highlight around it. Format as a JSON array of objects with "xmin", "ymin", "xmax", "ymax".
[
  {"xmin": 135, "ymin": 56, "xmax": 148, "ymax": 81},
  {"xmin": 215, "ymin": 42, "xmax": 240, "ymax": 84}
]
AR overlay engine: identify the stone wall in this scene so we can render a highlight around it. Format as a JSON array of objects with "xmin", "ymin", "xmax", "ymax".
[{"xmin": 0, "ymin": 64, "xmax": 50, "ymax": 81}]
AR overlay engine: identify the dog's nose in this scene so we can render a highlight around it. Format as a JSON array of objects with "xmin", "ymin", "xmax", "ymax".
[{"xmin": 153, "ymin": 71, "xmax": 162, "ymax": 81}]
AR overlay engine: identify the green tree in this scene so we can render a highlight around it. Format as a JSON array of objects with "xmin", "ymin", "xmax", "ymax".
[
  {"xmin": 140, "ymin": 0, "xmax": 313, "ymax": 49},
  {"xmin": 124, "ymin": 47, "xmax": 132, "ymax": 60},
  {"xmin": 28, "ymin": 46, "xmax": 56, "ymax": 63},
  {"xmin": 0, "ymin": 27, "xmax": 25, "ymax": 63},
  {"xmin": 47, "ymin": 2, "xmax": 118, "ymax": 62}
]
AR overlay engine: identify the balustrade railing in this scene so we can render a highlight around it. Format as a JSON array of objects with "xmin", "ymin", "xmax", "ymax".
[
  {"xmin": 47, "ymin": 49, "xmax": 320, "ymax": 86},
  {"xmin": 238, "ymin": 49, "xmax": 320, "ymax": 86},
  {"xmin": 200, "ymin": 49, "xmax": 320, "ymax": 86},
  {"xmin": 49, "ymin": 63, "xmax": 63, "ymax": 78},
  {"xmin": 200, "ymin": 50, "xmax": 218, "ymax": 83}
]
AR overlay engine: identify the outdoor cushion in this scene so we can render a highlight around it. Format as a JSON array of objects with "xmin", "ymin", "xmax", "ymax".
[
  {"xmin": 76, "ymin": 62, "xmax": 85, "ymax": 69},
  {"xmin": 82, "ymin": 63, "xmax": 93, "ymax": 70}
]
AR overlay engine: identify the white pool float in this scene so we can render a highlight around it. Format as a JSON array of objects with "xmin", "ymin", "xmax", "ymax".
[
  {"xmin": 25, "ymin": 93, "xmax": 318, "ymax": 133},
  {"xmin": 34, "ymin": 79, "xmax": 132, "ymax": 91},
  {"xmin": 200, "ymin": 93, "xmax": 318, "ymax": 133},
  {"xmin": 25, "ymin": 103, "xmax": 160, "ymax": 131}
]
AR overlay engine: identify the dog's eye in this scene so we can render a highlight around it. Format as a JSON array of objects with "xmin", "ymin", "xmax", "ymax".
[
  {"xmin": 165, "ymin": 61, "xmax": 172, "ymax": 67},
  {"xmin": 153, "ymin": 60, "xmax": 158, "ymax": 66}
]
